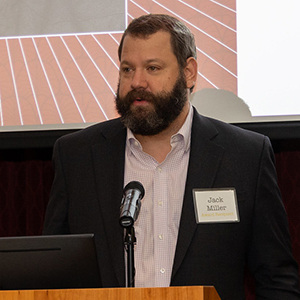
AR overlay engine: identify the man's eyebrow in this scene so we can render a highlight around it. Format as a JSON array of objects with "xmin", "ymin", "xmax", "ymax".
[
  {"xmin": 120, "ymin": 58, "xmax": 165, "ymax": 65},
  {"xmin": 146, "ymin": 58, "xmax": 164, "ymax": 63},
  {"xmin": 120, "ymin": 60, "xmax": 131, "ymax": 66}
]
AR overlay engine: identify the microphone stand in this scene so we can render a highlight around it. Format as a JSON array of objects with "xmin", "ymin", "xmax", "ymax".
[{"xmin": 124, "ymin": 226, "xmax": 136, "ymax": 287}]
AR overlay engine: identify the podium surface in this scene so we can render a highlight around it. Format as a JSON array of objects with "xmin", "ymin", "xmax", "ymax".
[{"xmin": 0, "ymin": 286, "xmax": 220, "ymax": 300}]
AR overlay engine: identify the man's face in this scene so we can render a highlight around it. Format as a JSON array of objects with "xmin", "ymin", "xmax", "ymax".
[{"xmin": 115, "ymin": 31, "xmax": 188, "ymax": 135}]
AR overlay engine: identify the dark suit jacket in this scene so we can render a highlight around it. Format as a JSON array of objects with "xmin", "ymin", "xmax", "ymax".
[{"xmin": 43, "ymin": 108, "xmax": 300, "ymax": 299}]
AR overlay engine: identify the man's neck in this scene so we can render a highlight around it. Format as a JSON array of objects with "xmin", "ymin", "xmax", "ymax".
[{"xmin": 134, "ymin": 102, "xmax": 190, "ymax": 163}]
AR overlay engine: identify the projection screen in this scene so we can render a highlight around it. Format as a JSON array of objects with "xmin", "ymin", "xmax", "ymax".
[{"xmin": 0, "ymin": 0, "xmax": 299, "ymax": 134}]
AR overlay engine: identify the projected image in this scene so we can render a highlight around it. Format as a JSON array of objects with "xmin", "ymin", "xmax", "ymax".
[
  {"xmin": 0, "ymin": 0, "xmax": 237, "ymax": 131},
  {"xmin": 236, "ymin": 0, "xmax": 300, "ymax": 120}
]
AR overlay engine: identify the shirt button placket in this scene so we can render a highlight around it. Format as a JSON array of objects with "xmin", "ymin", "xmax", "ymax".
[{"xmin": 153, "ymin": 164, "xmax": 168, "ymax": 286}]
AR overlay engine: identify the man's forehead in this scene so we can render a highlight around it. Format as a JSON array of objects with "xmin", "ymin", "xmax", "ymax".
[
  {"xmin": 120, "ymin": 31, "xmax": 173, "ymax": 58},
  {"xmin": 123, "ymin": 30, "xmax": 171, "ymax": 43}
]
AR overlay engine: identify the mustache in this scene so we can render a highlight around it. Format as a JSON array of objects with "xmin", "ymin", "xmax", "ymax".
[{"xmin": 124, "ymin": 89, "xmax": 156, "ymax": 103}]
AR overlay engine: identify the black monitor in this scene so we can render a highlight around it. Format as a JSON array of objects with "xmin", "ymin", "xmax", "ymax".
[{"xmin": 0, "ymin": 233, "xmax": 101, "ymax": 290}]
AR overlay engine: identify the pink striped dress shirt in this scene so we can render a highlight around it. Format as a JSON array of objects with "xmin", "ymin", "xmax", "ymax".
[{"xmin": 124, "ymin": 105, "xmax": 193, "ymax": 287}]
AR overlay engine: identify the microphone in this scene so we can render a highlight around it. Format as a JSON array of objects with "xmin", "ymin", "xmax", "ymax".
[{"xmin": 120, "ymin": 181, "xmax": 145, "ymax": 228}]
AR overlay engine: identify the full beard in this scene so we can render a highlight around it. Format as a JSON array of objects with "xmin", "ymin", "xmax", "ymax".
[{"xmin": 115, "ymin": 72, "xmax": 188, "ymax": 136}]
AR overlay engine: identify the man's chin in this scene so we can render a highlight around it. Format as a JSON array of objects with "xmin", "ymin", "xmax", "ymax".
[
  {"xmin": 121, "ymin": 111, "xmax": 165, "ymax": 135},
  {"xmin": 130, "ymin": 103, "xmax": 154, "ymax": 116}
]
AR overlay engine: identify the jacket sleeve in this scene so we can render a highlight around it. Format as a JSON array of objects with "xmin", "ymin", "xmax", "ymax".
[
  {"xmin": 43, "ymin": 138, "xmax": 70, "ymax": 235},
  {"xmin": 247, "ymin": 136, "xmax": 300, "ymax": 299}
]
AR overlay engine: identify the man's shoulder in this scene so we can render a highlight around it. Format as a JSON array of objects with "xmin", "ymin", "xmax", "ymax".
[
  {"xmin": 192, "ymin": 109, "xmax": 268, "ymax": 149},
  {"xmin": 56, "ymin": 118, "xmax": 125, "ymax": 147},
  {"xmin": 209, "ymin": 115, "xmax": 262, "ymax": 138}
]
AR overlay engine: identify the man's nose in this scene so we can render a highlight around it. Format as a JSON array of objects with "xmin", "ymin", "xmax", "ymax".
[{"xmin": 131, "ymin": 69, "xmax": 148, "ymax": 90}]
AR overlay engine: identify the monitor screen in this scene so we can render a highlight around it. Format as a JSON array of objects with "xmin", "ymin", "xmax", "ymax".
[{"xmin": 0, "ymin": 233, "xmax": 101, "ymax": 290}]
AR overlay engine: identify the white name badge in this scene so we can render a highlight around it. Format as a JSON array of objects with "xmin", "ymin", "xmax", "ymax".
[{"xmin": 193, "ymin": 188, "xmax": 240, "ymax": 223}]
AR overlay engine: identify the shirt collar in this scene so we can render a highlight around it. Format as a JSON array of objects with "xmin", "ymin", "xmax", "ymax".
[{"xmin": 174, "ymin": 103, "xmax": 193, "ymax": 152}]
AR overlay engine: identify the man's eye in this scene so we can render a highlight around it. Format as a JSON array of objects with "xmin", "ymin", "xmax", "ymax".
[
  {"xmin": 122, "ymin": 67, "xmax": 131, "ymax": 73},
  {"xmin": 148, "ymin": 66, "xmax": 159, "ymax": 72}
]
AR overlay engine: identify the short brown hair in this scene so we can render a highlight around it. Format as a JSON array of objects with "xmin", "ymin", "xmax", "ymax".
[{"xmin": 118, "ymin": 14, "xmax": 197, "ymax": 69}]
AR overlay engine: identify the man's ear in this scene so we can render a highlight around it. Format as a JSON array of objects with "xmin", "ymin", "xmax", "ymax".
[{"xmin": 184, "ymin": 57, "xmax": 198, "ymax": 90}]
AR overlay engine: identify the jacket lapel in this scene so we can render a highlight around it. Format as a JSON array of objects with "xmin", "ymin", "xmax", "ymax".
[
  {"xmin": 91, "ymin": 120, "xmax": 127, "ymax": 287},
  {"xmin": 171, "ymin": 110, "xmax": 225, "ymax": 280}
]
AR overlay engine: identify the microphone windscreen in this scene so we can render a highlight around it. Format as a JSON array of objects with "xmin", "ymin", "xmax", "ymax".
[{"xmin": 123, "ymin": 181, "xmax": 145, "ymax": 199}]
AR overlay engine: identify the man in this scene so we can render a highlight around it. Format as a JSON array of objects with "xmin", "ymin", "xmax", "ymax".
[{"xmin": 43, "ymin": 14, "xmax": 300, "ymax": 299}]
